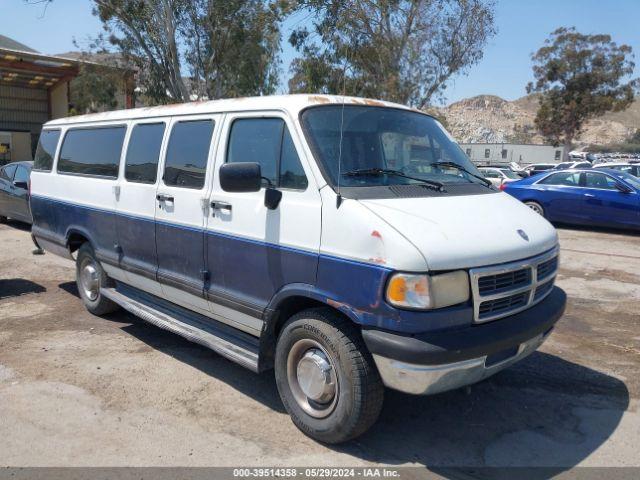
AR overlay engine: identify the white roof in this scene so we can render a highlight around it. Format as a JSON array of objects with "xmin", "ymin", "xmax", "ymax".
[
  {"xmin": 45, "ymin": 94, "xmax": 414, "ymax": 127},
  {"xmin": 594, "ymin": 162, "xmax": 635, "ymax": 167}
]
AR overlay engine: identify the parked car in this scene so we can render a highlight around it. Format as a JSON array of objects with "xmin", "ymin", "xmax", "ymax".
[
  {"xmin": 0, "ymin": 161, "xmax": 32, "ymax": 224},
  {"xmin": 524, "ymin": 163, "xmax": 556, "ymax": 176},
  {"xmin": 552, "ymin": 161, "xmax": 592, "ymax": 170},
  {"xmin": 594, "ymin": 163, "xmax": 640, "ymax": 177},
  {"xmin": 478, "ymin": 167, "xmax": 522, "ymax": 187},
  {"xmin": 30, "ymin": 95, "xmax": 566, "ymax": 443},
  {"xmin": 503, "ymin": 168, "xmax": 640, "ymax": 230}
]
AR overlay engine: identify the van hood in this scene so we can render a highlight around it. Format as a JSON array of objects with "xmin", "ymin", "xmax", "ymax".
[{"xmin": 358, "ymin": 192, "xmax": 558, "ymax": 271}]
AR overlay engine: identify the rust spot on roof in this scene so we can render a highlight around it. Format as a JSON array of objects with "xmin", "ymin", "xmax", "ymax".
[
  {"xmin": 361, "ymin": 98, "xmax": 385, "ymax": 107},
  {"xmin": 309, "ymin": 95, "xmax": 331, "ymax": 104}
]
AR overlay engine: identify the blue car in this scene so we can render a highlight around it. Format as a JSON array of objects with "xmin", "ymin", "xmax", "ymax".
[{"xmin": 503, "ymin": 168, "xmax": 640, "ymax": 230}]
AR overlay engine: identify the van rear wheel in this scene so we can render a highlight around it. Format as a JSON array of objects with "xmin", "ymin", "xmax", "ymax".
[
  {"xmin": 274, "ymin": 308, "xmax": 384, "ymax": 444},
  {"xmin": 76, "ymin": 243, "xmax": 119, "ymax": 316}
]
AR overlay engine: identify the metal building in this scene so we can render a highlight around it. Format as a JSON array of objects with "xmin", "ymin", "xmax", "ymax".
[
  {"xmin": 0, "ymin": 35, "xmax": 132, "ymax": 165},
  {"xmin": 459, "ymin": 142, "xmax": 567, "ymax": 167}
]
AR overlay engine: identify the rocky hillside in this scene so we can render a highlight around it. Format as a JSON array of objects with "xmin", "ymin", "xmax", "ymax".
[{"xmin": 438, "ymin": 94, "xmax": 640, "ymax": 146}]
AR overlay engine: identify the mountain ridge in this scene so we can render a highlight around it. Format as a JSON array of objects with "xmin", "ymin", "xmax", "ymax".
[{"xmin": 437, "ymin": 94, "xmax": 640, "ymax": 146}]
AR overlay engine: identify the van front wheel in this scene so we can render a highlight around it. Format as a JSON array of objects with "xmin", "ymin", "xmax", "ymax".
[
  {"xmin": 275, "ymin": 308, "xmax": 384, "ymax": 443},
  {"xmin": 75, "ymin": 243, "xmax": 119, "ymax": 316}
]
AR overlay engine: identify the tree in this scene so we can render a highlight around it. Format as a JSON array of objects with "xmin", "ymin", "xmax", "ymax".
[
  {"xmin": 181, "ymin": 0, "xmax": 282, "ymax": 100},
  {"xmin": 94, "ymin": 0, "xmax": 190, "ymax": 104},
  {"xmin": 527, "ymin": 27, "xmax": 638, "ymax": 157},
  {"xmin": 69, "ymin": 63, "xmax": 120, "ymax": 114},
  {"xmin": 92, "ymin": 0, "xmax": 283, "ymax": 104},
  {"xmin": 287, "ymin": 0, "xmax": 496, "ymax": 108}
]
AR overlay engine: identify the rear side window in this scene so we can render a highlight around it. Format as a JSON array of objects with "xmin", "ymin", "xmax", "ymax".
[
  {"xmin": 163, "ymin": 120, "xmax": 214, "ymax": 189},
  {"xmin": 14, "ymin": 165, "xmax": 29, "ymax": 184},
  {"xmin": 34, "ymin": 129, "xmax": 61, "ymax": 171},
  {"xmin": 539, "ymin": 172, "xmax": 580, "ymax": 186},
  {"xmin": 58, "ymin": 127, "xmax": 126, "ymax": 178},
  {"xmin": 0, "ymin": 164, "xmax": 16, "ymax": 181},
  {"xmin": 125, "ymin": 123, "xmax": 165, "ymax": 184},
  {"xmin": 227, "ymin": 118, "xmax": 307, "ymax": 190}
]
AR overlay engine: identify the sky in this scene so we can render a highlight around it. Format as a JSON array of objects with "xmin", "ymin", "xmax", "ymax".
[{"xmin": 3, "ymin": 0, "xmax": 639, "ymax": 105}]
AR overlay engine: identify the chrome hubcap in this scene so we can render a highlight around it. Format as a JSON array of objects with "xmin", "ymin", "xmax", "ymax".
[
  {"xmin": 527, "ymin": 203, "xmax": 542, "ymax": 215},
  {"xmin": 287, "ymin": 339, "xmax": 338, "ymax": 418},
  {"xmin": 80, "ymin": 261, "xmax": 100, "ymax": 301}
]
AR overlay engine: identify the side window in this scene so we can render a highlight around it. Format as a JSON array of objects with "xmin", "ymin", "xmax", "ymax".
[
  {"xmin": 58, "ymin": 127, "xmax": 126, "ymax": 178},
  {"xmin": 0, "ymin": 164, "xmax": 16, "ymax": 181},
  {"xmin": 125, "ymin": 123, "xmax": 165, "ymax": 184},
  {"xmin": 280, "ymin": 128, "xmax": 308, "ymax": 190},
  {"xmin": 34, "ymin": 129, "xmax": 61, "ymax": 171},
  {"xmin": 14, "ymin": 165, "xmax": 29, "ymax": 184},
  {"xmin": 540, "ymin": 172, "xmax": 580, "ymax": 186},
  {"xmin": 227, "ymin": 118, "xmax": 307, "ymax": 190},
  {"xmin": 585, "ymin": 172, "xmax": 618, "ymax": 190},
  {"xmin": 227, "ymin": 118, "xmax": 282, "ymax": 186},
  {"xmin": 163, "ymin": 120, "xmax": 214, "ymax": 189}
]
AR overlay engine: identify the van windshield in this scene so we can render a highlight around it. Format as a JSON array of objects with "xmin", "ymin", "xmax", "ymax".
[{"xmin": 300, "ymin": 105, "xmax": 485, "ymax": 189}]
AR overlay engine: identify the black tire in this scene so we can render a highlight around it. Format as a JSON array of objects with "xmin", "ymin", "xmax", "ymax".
[
  {"xmin": 75, "ymin": 243, "xmax": 119, "ymax": 316},
  {"xmin": 0, "ymin": 215, "xmax": 7, "ymax": 223},
  {"xmin": 275, "ymin": 308, "xmax": 384, "ymax": 444},
  {"xmin": 525, "ymin": 201, "xmax": 545, "ymax": 217}
]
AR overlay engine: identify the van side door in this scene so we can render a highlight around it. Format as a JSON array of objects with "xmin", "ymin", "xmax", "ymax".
[
  {"xmin": 115, "ymin": 121, "xmax": 168, "ymax": 295},
  {"xmin": 206, "ymin": 112, "xmax": 321, "ymax": 335},
  {"xmin": 155, "ymin": 115, "xmax": 220, "ymax": 313}
]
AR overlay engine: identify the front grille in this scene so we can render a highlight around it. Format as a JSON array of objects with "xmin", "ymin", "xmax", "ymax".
[
  {"xmin": 479, "ymin": 292, "xmax": 529, "ymax": 319},
  {"xmin": 478, "ymin": 269, "xmax": 531, "ymax": 295},
  {"xmin": 537, "ymin": 257, "xmax": 558, "ymax": 281},
  {"xmin": 534, "ymin": 280, "xmax": 554, "ymax": 300},
  {"xmin": 470, "ymin": 247, "xmax": 559, "ymax": 323}
]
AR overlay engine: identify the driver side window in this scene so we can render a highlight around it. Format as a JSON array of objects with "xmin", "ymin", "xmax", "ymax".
[{"xmin": 227, "ymin": 118, "xmax": 308, "ymax": 190}]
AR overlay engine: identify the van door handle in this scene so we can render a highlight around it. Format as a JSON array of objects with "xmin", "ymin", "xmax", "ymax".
[
  {"xmin": 210, "ymin": 201, "xmax": 232, "ymax": 211},
  {"xmin": 157, "ymin": 193, "xmax": 174, "ymax": 202}
]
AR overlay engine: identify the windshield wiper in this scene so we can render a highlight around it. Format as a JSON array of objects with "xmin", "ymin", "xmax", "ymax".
[
  {"xmin": 341, "ymin": 168, "xmax": 446, "ymax": 192},
  {"xmin": 432, "ymin": 161, "xmax": 494, "ymax": 188}
]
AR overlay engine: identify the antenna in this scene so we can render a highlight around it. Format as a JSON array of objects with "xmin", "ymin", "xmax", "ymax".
[{"xmin": 336, "ymin": 55, "xmax": 349, "ymax": 209}]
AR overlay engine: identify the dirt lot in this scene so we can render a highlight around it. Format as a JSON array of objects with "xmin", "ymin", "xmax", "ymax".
[{"xmin": 0, "ymin": 220, "xmax": 638, "ymax": 471}]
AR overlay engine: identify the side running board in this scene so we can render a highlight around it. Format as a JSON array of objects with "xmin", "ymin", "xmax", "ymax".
[{"xmin": 101, "ymin": 285, "xmax": 260, "ymax": 372}]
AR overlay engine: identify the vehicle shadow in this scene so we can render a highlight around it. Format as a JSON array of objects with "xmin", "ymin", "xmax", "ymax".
[
  {"xmin": 0, "ymin": 219, "xmax": 31, "ymax": 232},
  {"xmin": 0, "ymin": 278, "xmax": 46, "ymax": 300},
  {"xmin": 57, "ymin": 281, "xmax": 629, "ymax": 473}
]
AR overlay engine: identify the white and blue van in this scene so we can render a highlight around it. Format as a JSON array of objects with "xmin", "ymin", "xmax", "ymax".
[{"xmin": 30, "ymin": 95, "xmax": 565, "ymax": 443}]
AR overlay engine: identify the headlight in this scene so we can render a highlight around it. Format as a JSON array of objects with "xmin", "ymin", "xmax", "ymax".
[{"xmin": 386, "ymin": 271, "xmax": 470, "ymax": 310}]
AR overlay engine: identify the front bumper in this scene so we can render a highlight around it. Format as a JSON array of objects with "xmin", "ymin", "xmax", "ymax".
[{"xmin": 362, "ymin": 286, "xmax": 566, "ymax": 395}]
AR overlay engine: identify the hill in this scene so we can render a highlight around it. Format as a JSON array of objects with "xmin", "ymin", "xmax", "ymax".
[{"xmin": 438, "ymin": 94, "xmax": 640, "ymax": 146}]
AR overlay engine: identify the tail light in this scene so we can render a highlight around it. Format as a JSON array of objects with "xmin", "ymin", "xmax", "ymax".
[{"xmin": 499, "ymin": 182, "xmax": 507, "ymax": 191}]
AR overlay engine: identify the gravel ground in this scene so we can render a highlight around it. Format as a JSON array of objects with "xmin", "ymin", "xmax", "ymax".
[{"xmin": 0, "ymin": 220, "xmax": 638, "ymax": 472}]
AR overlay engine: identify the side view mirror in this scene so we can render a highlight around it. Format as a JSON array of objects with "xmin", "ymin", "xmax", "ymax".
[
  {"xmin": 219, "ymin": 162, "xmax": 262, "ymax": 192},
  {"xmin": 14, "ymin": 181, "xmax": 28, "ymax": 190}
]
